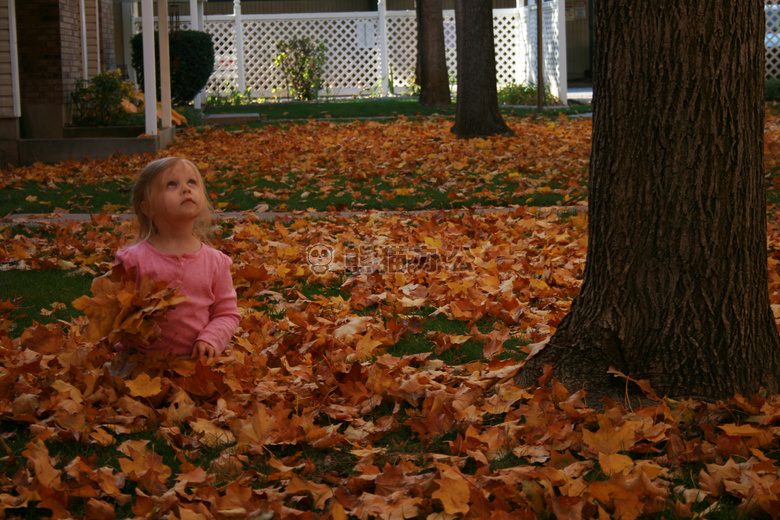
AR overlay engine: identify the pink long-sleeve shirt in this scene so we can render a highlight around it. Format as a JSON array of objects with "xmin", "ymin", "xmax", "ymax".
[{"xmin": 115, "ymin": 241, "xmax": 240, "ymax": 356}]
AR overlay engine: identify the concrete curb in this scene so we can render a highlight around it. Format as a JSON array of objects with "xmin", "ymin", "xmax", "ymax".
[{"xmin": 2, "ymin": 205, "xmax": 588, "ymax": 227}]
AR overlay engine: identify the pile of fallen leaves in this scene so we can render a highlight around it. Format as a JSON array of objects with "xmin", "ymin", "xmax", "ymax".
[
  {"xmin": 1, "ymin": 113, "xmax": 780, "ymax": 518},
  {"xmin": 1, "ymin": 206, "xmax": 779, "ymax": 519}
]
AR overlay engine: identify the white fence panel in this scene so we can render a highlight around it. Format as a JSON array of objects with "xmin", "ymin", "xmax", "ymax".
[
  {"xmin": 768, "ymin": 0, "xmax": 780, "ymax": 79},
  {"xmin": 133, "ymin": 3, "xmax": 566, "ymax": 101}
]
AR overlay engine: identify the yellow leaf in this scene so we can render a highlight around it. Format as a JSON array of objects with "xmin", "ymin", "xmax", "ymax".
[
  {"xmin": 718, "ymin": 423, "xmax": 765, "ymax": 437},
  {"xmin": 125, "ymin": 373, "xmax": 163, "ymax": 398},
  {"xmin": 583, "ymin": 416, "xmax": 639, "ymax": 455},
  {"xmin": 432, "ymin": 467, "xmax": 470, "ymax": 515},
  {"xmin": 355, "ymin": 330, "xmax": 383, "ymax": 360},
  {"xmin": 598, "ymin": 452, "xmax": 634, "ymax": 476},
  {"xmin": 189, "ymin": 418, "xmax": 236, "ymax": 447}
]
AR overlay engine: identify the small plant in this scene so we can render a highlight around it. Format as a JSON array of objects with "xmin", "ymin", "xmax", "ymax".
[
  {"xmin": 275, "ymin": 36, "xmax": 327, "ymax": 101},
  {"xmin": 70, "ymin": 70, "xmax": 136, "ymax": 127},
  {"xmin": 498, "ymin": 80, "xmax": 561, "ymax": 106},
  {"xmin": 205, "ymin": 86, "xmax": 254, "ymax": 109}
]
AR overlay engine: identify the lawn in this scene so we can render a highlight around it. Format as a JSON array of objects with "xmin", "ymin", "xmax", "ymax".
[
  {"xmin": 202, "ymin": 96, "xmax": 593, "ymax": 120},
  {"xmin": 1, "ymin": 100, "xmax": 780, "ymax": 519}
]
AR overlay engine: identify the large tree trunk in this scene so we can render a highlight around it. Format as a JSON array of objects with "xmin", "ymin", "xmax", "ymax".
[
  {"xmin": 450, "ymin": 0, "xmax": 513, "ymax": 138},
  {"xmin": 417, "ymin": 0, "xmax": 450, "ymax": 107},
  {"xmin": 517, "ymin": 0, "xmax": 780, "ymax": 405}
]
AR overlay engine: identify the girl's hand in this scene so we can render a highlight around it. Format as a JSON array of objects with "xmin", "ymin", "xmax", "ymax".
[{"xmin": 192, "ymin": 340, "xmax": 218, "ymax": 359}]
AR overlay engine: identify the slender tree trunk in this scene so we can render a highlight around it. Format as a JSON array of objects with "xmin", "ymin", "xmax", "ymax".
[
  {"xmin": 417, "ymin": 0, "xmax": 450, "ymax": 106},
  {"xmin": 451, "ymin": 0, "xmax": 513, "ymax": 138},
  {"xmin": 517, "ymin": 0, "xmax": 780, "ymax": 405}
]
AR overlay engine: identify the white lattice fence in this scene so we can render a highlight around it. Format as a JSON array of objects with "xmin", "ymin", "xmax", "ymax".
[
  {"xmin": 385, "ymin": 12, "xmax": 418, "ymax": 93},
  {"xmin": 133, "ymin": 5, "xmax": 565, "ymax": 100},
  {"xmin": 239, "ymin": 14, "xmax": 384, "ymax": 96},
  {"xmin": 204, "ymin": 17, "xmax": 238, "ymax": 93},
  {"xmin": 767, "ymin": 0, "xmax": 780, "ymax": 79},
  {"xmin": 379, "ymin": 9, "xmax": 549, "ymax": 96}
]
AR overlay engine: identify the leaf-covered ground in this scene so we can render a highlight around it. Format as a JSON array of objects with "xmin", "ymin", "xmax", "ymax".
[
  {"xmin": 1, "ymin": 113, "xmax": 780, "ymax": 519},
  {"xmin": 0, "ymin": 115, "xmax": 591, "ymax": 214}
]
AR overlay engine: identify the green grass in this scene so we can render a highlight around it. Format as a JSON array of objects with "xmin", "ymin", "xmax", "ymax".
[
  {"xmin": 0, "ymin": 269, "xmax": 93, "ymax": 335},
  {"xmin": 204, "ymin": 96, "xmax": 593, "ymax": 121},
  {"xmin": 0, "ymin": 180, "xmax": 132, "ymax": 216},
  {"xmin": 0, "ymin": 165, "xmax": 582, "ymax": 216},
  {"xmin": 211, "ymin": 169, "xmax": 568, "ymax": 213}
]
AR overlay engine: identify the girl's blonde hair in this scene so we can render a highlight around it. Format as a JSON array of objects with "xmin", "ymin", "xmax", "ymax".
[{"xmin": 132, "ymin": 157, "xmax": 214, "ymax": 241}]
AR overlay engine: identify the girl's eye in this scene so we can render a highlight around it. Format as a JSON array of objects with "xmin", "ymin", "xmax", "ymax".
[
  {"xmin": 167, "ymin": 182, "xmax": 177, "ymax": 188},
  {"xmin": 188, "ymin": 179, "xmax": 198, "ymax": 186}
]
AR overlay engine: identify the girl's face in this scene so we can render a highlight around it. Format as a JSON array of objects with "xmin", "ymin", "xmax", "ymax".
[{"xmin": 144, "ymin": 162, "xmax": 206, "ymax": 225}]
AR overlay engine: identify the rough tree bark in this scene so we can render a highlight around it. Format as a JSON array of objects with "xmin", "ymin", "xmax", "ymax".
[
  {"xmin": 517, "ymin": 0, "xmax": 780, "ymax": 405},
  {"xmin": 450, "ymin": 0, "xmax": 513, "ymax": 138},
  {"xmin": 416, "ymin": 0, "xmax": 450, "ymax": 106}
]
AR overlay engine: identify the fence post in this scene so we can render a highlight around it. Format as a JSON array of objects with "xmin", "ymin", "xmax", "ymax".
[
  {"xmin": 234, "ymin": 0, "xmax": 246, "ymax": 93},
  {"xmin": 378, "ymin": 0, "xmax": 389, "ymax": 96},
  {"xmin": 515, "ymin": 0, "xmax": 523, "ymax": 86}
]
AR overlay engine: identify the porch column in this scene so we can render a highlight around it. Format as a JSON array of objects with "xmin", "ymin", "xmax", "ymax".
[
  {"xmin": 158, "ymin": 0, "xmax": 173, "ymax": 128},
  {"xmin": 79, "ymin": 0, "xmax": 88, "ymax": 78},
  {"xmin": 141, "ymin": 0, "xmax": 157, "ymax": 135}
]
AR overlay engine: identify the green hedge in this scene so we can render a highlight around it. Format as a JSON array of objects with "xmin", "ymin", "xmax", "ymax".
[
  {"xmin": 131, "ymin": 30, "xmax": 214, "ymax": 104},
  {"xmin": 768, "ymin": 79, "xmax": 780, "ymax": 102}
]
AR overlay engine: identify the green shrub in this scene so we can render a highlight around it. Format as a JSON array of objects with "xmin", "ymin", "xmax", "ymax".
[
  {"xmin": 767, "ymin": 79, "xmax": 780, "ymax": 102},
  {"xmin": 275, "ymin": 37, "xmax": 327, "ymax": 100},
  {"xmin": 498, "ymin": 80, "xmax": 561, "ymax": 106},
  {"xmin": 70, "ymin": 70, "xmax": 136, "ymax": 127},
  {"xmin": 131, "ymin": 30, "xmax": 215, "ymax": 104}
]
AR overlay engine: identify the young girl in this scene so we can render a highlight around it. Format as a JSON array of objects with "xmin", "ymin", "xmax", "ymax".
[{"xmin": 115, "ymin": 157, "xmax": 240, "ymax": 358}]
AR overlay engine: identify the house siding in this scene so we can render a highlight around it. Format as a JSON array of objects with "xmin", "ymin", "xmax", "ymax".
[
  {"xmin": 60, "ymin": 0, "xmax": 84, "ymax": 100},
  {"xmin": 85, "ymin": 0, "xmax": 99, "ymax": 76},
  {"xmin": 17, "ymin": 0, "xmax": 62, "ymax": 106},
  {"xmin": 0, "ymin": 1, "xmax": 15, "ymax": 119},
  {"xmin": 201, "ymin": 0, "xmax": 517, "ymax": 14},
  {"xmin": 204, "ymin": 1, "xmax": 375, "ymax": 15}
]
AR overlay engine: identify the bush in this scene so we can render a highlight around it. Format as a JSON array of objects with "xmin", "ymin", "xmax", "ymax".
[
  {"xmin": 275, "ymin": 37, "xmax": 327, "ymax": 100},
  {"xmin": 498, "ymin": 80, "xmax": 561, "ymax": 106},
  {"xmin": 131, "ymin": 30, "xmax": 215, "ymax": 104},
  {"xmin": 767, "ymin": 79, "xmax": 780, "ymax": 102},
  {"xmin": 71, "ymin": 70, "xmax": 136, "ymax": 127}
]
